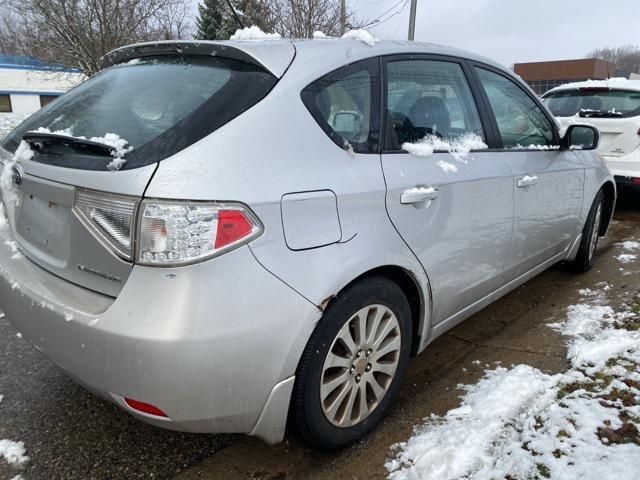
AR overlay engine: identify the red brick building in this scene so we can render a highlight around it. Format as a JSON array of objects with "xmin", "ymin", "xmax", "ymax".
[{"xmin": 514, "ymin": 58, "xmax": 629, "ymax": 94}]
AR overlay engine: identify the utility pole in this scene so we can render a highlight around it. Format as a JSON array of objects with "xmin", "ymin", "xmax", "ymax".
[
  {"xmin": 341, "ymin": 0, "xmax": 347, "ymax": 35},
  {"xmin": 408, "ymin": 0, "xmax": 417, "ymax": 41}
]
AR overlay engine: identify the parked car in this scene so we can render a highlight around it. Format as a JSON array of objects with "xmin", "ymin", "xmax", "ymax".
[
  {"xmin": 0, "ymin": 38, "xmax": 615, "ymax": 451},
  {"xmin": 543, "ymin": 79, "xmax": 640, "ymax": 192}
]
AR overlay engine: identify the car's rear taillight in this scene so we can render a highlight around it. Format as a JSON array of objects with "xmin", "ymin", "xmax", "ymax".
[
  {"xmin": 136, "ymin": 200, "xmax": 262, "ymax": 266},
  {"xmin": 73, "ymin": 188, "xmax": 138, "ymax": 260}
]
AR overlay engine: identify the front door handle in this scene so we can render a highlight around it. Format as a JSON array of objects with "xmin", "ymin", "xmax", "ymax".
[
  {"xmin": 517, "ymin": 175, "xmax": 539, "ymax": 188},
  {"xmin": 400, "ymin": 186, "xmax": 439, "ymax": 204}
]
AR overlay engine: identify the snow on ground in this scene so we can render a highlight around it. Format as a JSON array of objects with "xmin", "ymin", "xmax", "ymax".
[
  {"xmin": 313, "ymin": 31, "xmax": 328, "ymax": 39},
  {"xmin": 618, "ymin": 241, "xmax": 640, "ymax": 251},
  {"xmin": 0, "ymin": 115, "xmax": 29, "ymax": 140},
  {"xmin": 229, "ymin": 25, "xmax": 281, "ymax": 41},
  {"xmin": 403, "ymin": 133, "xmax": 488, "ymax": 173},
  {"xmin": 0, "ymin": 439, "xmax": 29, "ymax": 467},
  {"xmin": 616, "ymin": 253, "xmax": 637, "ymax": 264},
  {"xmin": 387, "ymin": 278, "xmax": 640, "ymax": 479},
  {"xmin": 341, "ymin": 29, "xmax": 377, "ymax": 46}
]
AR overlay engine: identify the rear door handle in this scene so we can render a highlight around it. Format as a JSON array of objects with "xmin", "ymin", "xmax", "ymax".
[
  {"xmin": 400, "ymin": 186, "xmax": 439, "ymax": 204},
  {"xmin": 517, "ymin": 175, "xmax": 539, "ymax": 188}
]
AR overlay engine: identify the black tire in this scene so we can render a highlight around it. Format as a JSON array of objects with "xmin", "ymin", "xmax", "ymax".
[
  {"xmin": 292, "ymin": 276, "xmax": 412, "ymax": 451},
  {"xmin": 569, "ymin": 190, "xmax": 604, "ymax": 273}
]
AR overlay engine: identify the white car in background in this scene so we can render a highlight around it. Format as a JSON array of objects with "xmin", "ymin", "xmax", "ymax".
[{"xmin": 543, "ymin": 78, "xmax": 640, "ymax": 191}]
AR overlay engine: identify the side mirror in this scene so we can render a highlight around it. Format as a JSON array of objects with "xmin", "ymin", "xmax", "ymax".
[{"xmin": 561, "ymin": 124, "xmax": 599, "ymax": 151}]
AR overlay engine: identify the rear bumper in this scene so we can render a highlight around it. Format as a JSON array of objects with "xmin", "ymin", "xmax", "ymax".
[
  {"xmin": 602, "ymin": 153, "xmax": 640, "ymax": 180},
  {"xmin": 0, "ymin": 222, "xmax": 319, "ymax": 443},
  {"xmin": 614, "ymin": 175, "xmax": 640, "ymax": 190}
]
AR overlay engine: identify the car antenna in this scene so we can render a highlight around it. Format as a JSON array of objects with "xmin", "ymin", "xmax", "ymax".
[{"xmin": 224, "ymin": 0, "xmax": 245, "ymax": 29}]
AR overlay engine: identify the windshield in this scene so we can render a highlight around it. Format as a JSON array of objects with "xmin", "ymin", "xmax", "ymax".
[
  {"xmin": 3, "ymin": 55, "xmax": 277, "ymax": 170},
  {"xmin": 544, "ymin": 89, "xmax": 640, "ymax": 118}
]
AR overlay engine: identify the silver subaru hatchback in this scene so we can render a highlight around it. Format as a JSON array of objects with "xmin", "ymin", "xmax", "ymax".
[{"xmin": 0, "ymin": 38, "xmax": 615, "ymax": 450}]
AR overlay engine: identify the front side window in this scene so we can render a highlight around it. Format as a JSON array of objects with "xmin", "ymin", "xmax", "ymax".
[
  {"xmin": 544, "ymin": 89, "xmax": 640, "ymax": 118},
  {"xmin": 0, "ymin": 95, "xmax": 11, "ymax": 113},
  {"xmin": 476, "ymin": 68, "xmax": 555, "ymax": 148},
  {"xmin": 301, "ymin": 58, "xmax": 380, "ymax": 154},
  {"xmin": 386, "ymin": 59, "xmax": 484, "ymax": 149}
]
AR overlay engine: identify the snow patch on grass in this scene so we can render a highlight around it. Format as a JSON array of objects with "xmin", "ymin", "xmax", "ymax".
[{"xmin": 387, "ymin": 283, "xmax": 640, "ymax": 480}]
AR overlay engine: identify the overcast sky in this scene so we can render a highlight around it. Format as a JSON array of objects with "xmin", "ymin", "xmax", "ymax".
[{"xmin": 358, "ymin": 0, "xmax": 640, "ymax": 67}]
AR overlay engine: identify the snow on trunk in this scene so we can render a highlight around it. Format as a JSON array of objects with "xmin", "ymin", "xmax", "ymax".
[
  {"xmin": 28, "ymin": 128, "xmax": 133, "ymax": 171},
  {"xmin": 0, "ymin": 141, "xmax": 34, "ymax": 211}
]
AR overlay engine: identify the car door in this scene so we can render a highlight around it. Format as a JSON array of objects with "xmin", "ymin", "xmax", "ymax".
[
  {"xmin": 473, "ymin": 66, "xmax": 584, "ymax": 279},
  {"xmin": 381, "ymin": 56, "xmax": 514, "ymax": 325}
]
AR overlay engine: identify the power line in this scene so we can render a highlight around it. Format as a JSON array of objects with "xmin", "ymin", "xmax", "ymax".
[
  {"xmin": 360, "ymin": 0, "xmax": 409, "ymax": 29},
  {"xmin": 366, "ymin": 0, "xmax": 411, "ymax": 29}
]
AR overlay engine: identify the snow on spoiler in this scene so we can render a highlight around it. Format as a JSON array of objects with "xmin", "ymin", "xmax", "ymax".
[{"xmin": 102, "ymin": 40, "xmax": 296, "ymax": 78}]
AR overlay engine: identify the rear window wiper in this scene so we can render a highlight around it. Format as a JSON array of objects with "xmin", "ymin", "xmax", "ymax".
[
  {"xmin": 579, "ymin": 109, "xmax": 623, "ymax": 118},
  {"xmin": 22, "ymin": 131, "xmax": 116, "ymax": 157}
]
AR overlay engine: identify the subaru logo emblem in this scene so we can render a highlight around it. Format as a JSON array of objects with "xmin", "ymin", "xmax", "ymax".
[{"xmin": 11, "ymin": 164, "xmax": 23, "ymax": 185}]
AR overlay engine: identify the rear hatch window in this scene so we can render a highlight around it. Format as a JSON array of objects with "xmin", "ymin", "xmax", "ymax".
[
  {"xmin": 544, "ymin": 88, "xmax": 640, "ymax": 118},
  {"xmin": 2, "ymin": 55, "xmax": 277, "ymax": 170}
]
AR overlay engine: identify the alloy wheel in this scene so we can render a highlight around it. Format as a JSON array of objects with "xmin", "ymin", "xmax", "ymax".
[{"xmin": 319, "ymin": 304, "xmax": 401, "ymax": 428}]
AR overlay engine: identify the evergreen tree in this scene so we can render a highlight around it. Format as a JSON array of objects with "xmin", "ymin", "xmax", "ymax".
[
  {"xmin": 195, "ymin": 0, "xmax": 237, "ymax": 40},
  {"xmin": 196, "ymin": 0, "xmax": 277, "ymax": 40}
]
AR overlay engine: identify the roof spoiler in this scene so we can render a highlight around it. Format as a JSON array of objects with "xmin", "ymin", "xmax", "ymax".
[{"xmin": 102, "ymin": 40, "xmax": 295, "ymax": 78}]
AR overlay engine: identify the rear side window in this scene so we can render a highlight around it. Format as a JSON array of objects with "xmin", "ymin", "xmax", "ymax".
[
  {"xmin": 3, "ymin": 56, "xmax": 277, "ymax": 170},
  {"xmin": 544, "ymin": 89, "xmax": 640, "ymax": 118},
  {"xmin": 385, "ymin": 59, "xmax": 484, "ymax": 148},
  {"xmin": 476, "ymin": 68, "xmax": 555, "ymax": 149},
  {"xmin": 301, "ymin": 58, "xmax": 380, "ymax": 154}
]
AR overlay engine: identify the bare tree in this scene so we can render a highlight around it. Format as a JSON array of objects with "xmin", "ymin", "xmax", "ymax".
[
  {"xmin": 265, "ymin": 0, "xmax": 362, "ymax": 38},
  {"xmin": 588, "ymin": 45, "xmax": 640, "ymax": 75},
  {"xmin": 2, "ymin": 0, "xmax": 193, "ymax": 75}
]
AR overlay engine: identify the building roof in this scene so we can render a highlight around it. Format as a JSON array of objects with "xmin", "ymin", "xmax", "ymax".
[{"xmin": 0, "ymin": 54, "xmax": 80, "ymax": 73}]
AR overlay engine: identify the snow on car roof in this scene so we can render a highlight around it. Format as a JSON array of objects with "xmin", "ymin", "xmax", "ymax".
[{"xmin": 545, "ymin": 77, "xmax": 640, "ymax": 95}]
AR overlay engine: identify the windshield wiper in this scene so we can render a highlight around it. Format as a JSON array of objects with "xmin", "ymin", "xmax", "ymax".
[
  {"xmin": 579, "ymin": 109, "xmax": 623, "ymax": 118},
  {"xmin": 22, "ymin": 131, "xmax": 116, "ymax": 157}
]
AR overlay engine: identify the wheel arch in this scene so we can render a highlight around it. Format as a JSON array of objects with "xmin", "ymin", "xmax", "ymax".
[{"xmin": 321, "ymin": 265, "xmax": 428, "ymax": 355}]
